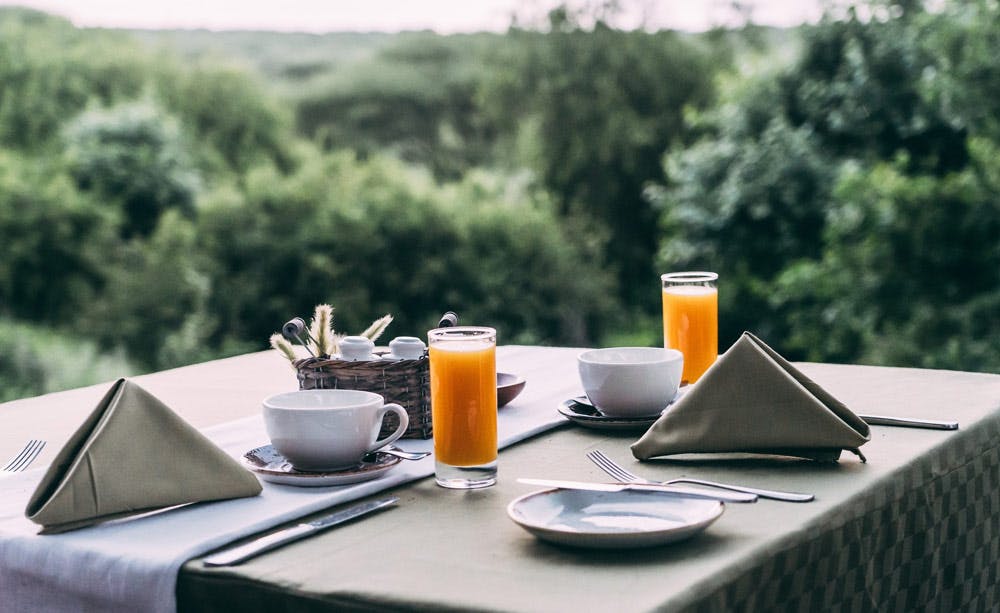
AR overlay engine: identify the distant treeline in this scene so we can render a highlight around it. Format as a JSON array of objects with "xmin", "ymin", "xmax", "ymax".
[{"xmin": 1, "ymin": 1, "xmax": 998, "ymax": 400}]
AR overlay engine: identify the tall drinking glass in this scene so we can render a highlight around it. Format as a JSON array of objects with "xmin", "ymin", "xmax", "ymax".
[
  {"xmin": 428, "ymin": 326, "xmax": 497, "ymax": 489},
  {"xmin": 661, "ymin": 272, "xmax": 718, "ymax": 384}
]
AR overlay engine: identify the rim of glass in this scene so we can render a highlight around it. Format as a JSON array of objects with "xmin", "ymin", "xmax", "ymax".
[
  {"xmin": 660, "ymin": 271, "xmax": 718, "ymax": 284},
  {"xmin": 428, "ymin": 326, "xmax": 497, "ymax": 341}
]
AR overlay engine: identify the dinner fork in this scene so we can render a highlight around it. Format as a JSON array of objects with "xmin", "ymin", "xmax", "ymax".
[
  {"xmin": 2, "ymin": 439, "xmax": 46, "ymax": 473},
  {"xmin": 586, "ymin": 449, "xmax": 814, "ymax": 503}
]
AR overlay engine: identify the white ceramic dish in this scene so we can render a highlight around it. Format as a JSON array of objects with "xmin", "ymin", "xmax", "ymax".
[
  {"xmin": 263, "ymin": 389, "xmax": 409, "ymax": 471},
  {"xmin": 577, "ymin": 347, "xmax": 683, "ymax": 417},
  {"xmin": 497, "ymin": 372, "xmax": 526, "ymax": 408},
  {"xmin": 557, "ymin": 396, "xmax": 677, "ymax": 431},
  {"xmin": 242, "ymin": 444, "xmax": 401, "ymax": 487},
  {"xmin": 507, "ymin": 488, "xmax": 724, "ymax": 549}
]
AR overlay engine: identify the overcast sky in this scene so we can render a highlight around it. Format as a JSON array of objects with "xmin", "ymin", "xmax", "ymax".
[{"xmin": 0, "ymin": 0, "xmax": 827, "ymax": 32}]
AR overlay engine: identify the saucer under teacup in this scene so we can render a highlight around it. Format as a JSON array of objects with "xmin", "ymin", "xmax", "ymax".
[
  {"xmin": 242, "ymin": 444, "xmax": 401, "ymax": 487},
  {"xmin": 263, "ymin": 389, "xmax": 409, "ymax": 472}
]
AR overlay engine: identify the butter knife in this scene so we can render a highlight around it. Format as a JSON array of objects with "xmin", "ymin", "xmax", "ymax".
[
  {"xmin": 203, "ymin": 496, "xmax": 398, "ymax": 567},
  {"xmin": 858, "ymin": 414, "xmax": 959, "ymax": 430},
  {"xmin": 518, "ymin": 478, "xmax": 757, "ymax": 503}
]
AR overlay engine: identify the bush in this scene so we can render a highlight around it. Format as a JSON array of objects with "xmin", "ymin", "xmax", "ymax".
[
  {"xmin": 654, "ymin": 2, "xmax": 1000, "ymax": 370},
  {"xmin": 0, "ymin": 151, "xmax": 116, "ymax": 323},
  {"xmin": 196, "ymin": 151, "xmax": 617, "ymax": 353},
  {"xmin": 774, "ymin": 142, "xmax": 1000, "ymax": 371},
  {"xmin": 156, "ymin": 64, "xmax": 295, "ymax": 175},
  {"xmin": 0, "ymin": 8, "xmax": 149, "ymax": 151},
  {"xmin": 656, "ymin": 113, "xmax": 834, "ymax": 349},
  {"xmin": 294, "ymin": 33, "xmax": 497, "ymax": 181},
  {"xmin": 0, "ymin": 318, "xmax": 135, "ymax": 402},
  {"xmin": 480, "ymin": 11, "xmax": 718, "ymax": 308},
  {"xmin": 64, "ymin": 100, "xmax": 200, "ymax": 238},
  {"xmin": 73, "ymin": 210, "xmax": 224, "ymax": 370},
  {"xmin": 440, "ymin": 171, "xmax": 617, "ymax": 344},
  {"xmin": 0, "ymin": 320, "xmax": 49, "ymax": 401}
]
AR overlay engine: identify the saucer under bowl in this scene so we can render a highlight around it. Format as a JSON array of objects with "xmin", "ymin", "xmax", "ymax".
[{"xmin": 557, "ymin": 395, "xmax": 676, "ymax": 431}]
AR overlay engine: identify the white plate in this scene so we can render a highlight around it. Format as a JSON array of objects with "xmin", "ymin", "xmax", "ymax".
[
  {"xmin": 242, "ymin": 444, "xmax": 401, "ymax": 487},
  {"xmin": 507, "ymin": 488, "xmax": 724, "ymax": 549}
]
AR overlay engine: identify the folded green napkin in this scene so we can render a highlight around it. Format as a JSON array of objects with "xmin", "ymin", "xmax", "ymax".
[
  {"xmin": 26, "ymin": 378, "xmax": 261, "ymax": 534},
  {"xmin": 631, "ymin": 332, "xmax": 870, "ymax": 462}
]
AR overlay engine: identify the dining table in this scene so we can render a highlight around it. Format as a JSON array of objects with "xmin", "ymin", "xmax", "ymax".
[{"xmin": 1, "ymin": 345, "xmax": 998, "ymax": 612}]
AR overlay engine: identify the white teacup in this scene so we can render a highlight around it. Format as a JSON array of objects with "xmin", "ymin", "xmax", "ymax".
[
  {"xmin": 263, "ymin": 389, "xmax": 409, "ymax": 471},
  {"xmin": 577, "ymin": 347, "xmax": 683, "ymax": 417}
]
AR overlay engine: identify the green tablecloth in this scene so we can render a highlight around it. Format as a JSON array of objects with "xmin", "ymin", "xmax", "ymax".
[{"xmin": 178, "ymin": 359, "xmax": 1000, "ymax": 612}]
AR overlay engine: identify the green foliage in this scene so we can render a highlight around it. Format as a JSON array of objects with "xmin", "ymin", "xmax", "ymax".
[
  {"xmin": 0, "ymin": 319, "xmax": 48, "ymax": 401},
  {"xmin": 64, "ymin": 101, "xmax": 200, "ymax": 238},
  {"xmin": 0, "ymin": 318, "xmax": 135, "ymax": 402},
  {"xmin": 0, "ymin": 151, "xmax": 116, "ymax": 323},
  {"xmin": 156, "ymin": 64, "xmax": 295, "ymax": 175},
  {"xmin": 780, "ymin": 7, "xmax": 967, "ymax": 173},
  {"xmin": 480, "ymin": 10, "xmax": 718, "ymax": 308},
  {"xmin": 1, "ymin": 5, "xmax": 625, "ymax": 391},
  {"xmin": 441, "ymin": 171, "xmax": 618, "ymax": 344},
  {"xmin": 294, "ymin": 33, "xmax": 498, "ymax": 181},
  {"xmin": 657, "ymin": 113, "xmax": 834, "ymax": 346},
  {"xmin": 0, "ymin": 9, "xmax": 149, "ymax": 151},
  {"xmin": 72, "ymin": 210, "xmax": 226, "ymax": 370},
  {"xmin": 196, "ymin": 151, "xmax": 615, "ymax": 354},
  {"xmin": 919, "ymin": 0, "xmax": 1000, "ymax": 141},
  {"xmin": 657, "ymin": 0, "xmax": 1000, "ymax": 371},
  {"xmin": 771, "ymin": 142, "xmax": 1000, "ymax": 371},
  {"xmin": 0, "ymin": 10, "xmax": 93, "ymax": 150},
  {"xmin": 2, "ymin": 1, "xmax": 999, "ymax": 397},
  {"xmin": 131, "ymin": 30, "xmax": 393, "ymax": 93}
]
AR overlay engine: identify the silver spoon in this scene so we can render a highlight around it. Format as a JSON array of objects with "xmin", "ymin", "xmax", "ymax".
[{"xmin": 367, "ymin": 446, "xmax": 430, "ymax": 462}]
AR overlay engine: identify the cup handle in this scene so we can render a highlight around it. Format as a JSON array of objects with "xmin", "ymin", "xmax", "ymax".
[{"xmin": 367, "ymin": 403, "xmax": 410, "ymax": 453}]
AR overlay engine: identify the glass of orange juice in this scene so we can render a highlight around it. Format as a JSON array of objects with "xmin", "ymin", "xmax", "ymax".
[
  {"xmin": 661, "ymin": 272, "xmax": 718, "ymax": 384},
  {"xmin": 428, "ymin": 326, "xmax": 497, "ymax": 489}
]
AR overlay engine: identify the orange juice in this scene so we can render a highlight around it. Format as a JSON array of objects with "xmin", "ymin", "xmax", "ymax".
[
  {"xmin": 429, "ymin": 340, "xmax": 497, "ymax": 466},
  {"xmin": 662, "ymin": 285, "xmax": 718, "ymax": 383}
]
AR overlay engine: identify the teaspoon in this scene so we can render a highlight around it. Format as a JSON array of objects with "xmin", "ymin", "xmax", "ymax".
[{"xmin": 366, "ymin": 446, "xmax": 431, "ymax": 462}]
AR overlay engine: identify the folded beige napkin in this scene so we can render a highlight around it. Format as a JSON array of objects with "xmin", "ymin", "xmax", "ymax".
[
  {"xmin": 632, "ymin": 332, "xmax": 870, "ymax": 462},
  {"xmin": 26, "ymin": 378, "xmax": 261, "ymax": 534}
]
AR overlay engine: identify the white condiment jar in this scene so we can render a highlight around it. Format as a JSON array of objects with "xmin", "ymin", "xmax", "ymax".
[
  {"xmin": 339, "ymin": 336, "xmax": 376, "ymax": 361},
  {"xmin": 387, "ymin": 336, "xmax": 426, "ymax": 360}
]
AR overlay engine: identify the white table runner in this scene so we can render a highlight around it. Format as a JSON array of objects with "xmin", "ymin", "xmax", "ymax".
[{"xmin": 0, "ymin": 347, "xmax": 581, "ymax": 613}]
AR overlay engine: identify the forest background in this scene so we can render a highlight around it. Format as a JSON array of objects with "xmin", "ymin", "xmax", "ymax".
[{"xmin": 1, "ymin": 0, "xmax": 998, "ymax": 401}]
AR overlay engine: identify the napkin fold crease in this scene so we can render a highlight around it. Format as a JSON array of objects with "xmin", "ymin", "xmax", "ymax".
[
  {"xmin": 631, "ymin": 332, "xmax": 870, "ymax": 462},
  {"xmin": 25, "ymin": 378, "xmax": 261, "ymax": 533}
]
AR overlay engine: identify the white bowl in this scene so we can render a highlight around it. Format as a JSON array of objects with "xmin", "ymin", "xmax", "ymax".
[{"xmin": 577, "ymin": 347, "xmax": 683, "ymax": 417}]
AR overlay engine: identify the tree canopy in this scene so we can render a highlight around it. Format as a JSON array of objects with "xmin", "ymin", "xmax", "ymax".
[
  {"xmin": 1, "ymin": 1, "xmax": 998, "ymax": 400},
  {"xmin": 656, "ymin": 0, "xmax": 1000, "ymax": 371}
]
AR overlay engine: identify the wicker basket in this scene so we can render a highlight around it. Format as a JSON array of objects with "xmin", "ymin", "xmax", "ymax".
[{"xmin": 293, "ymin": 354, "xmax": 431, "ymax": 439}]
